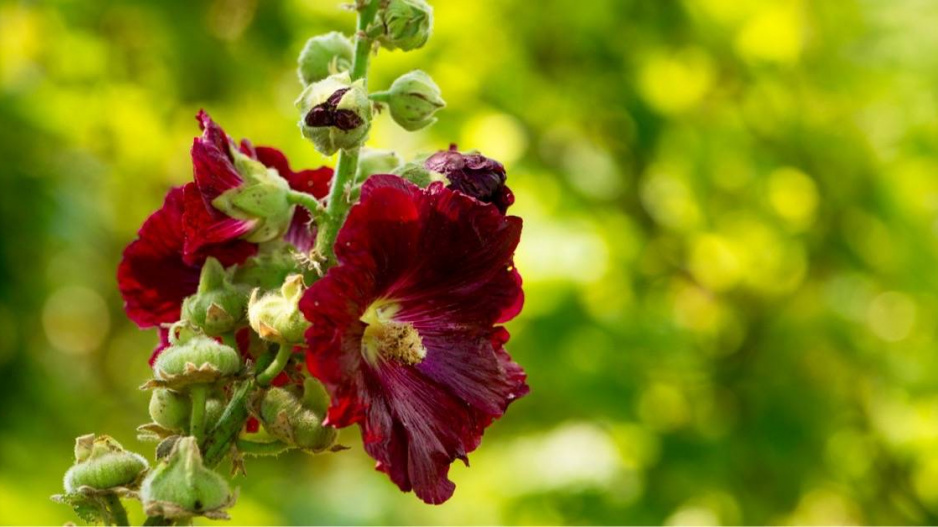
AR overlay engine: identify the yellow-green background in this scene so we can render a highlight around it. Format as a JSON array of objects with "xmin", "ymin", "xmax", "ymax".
[{"xmin": 3, "ymin": 0, "xmax": 938, "ymax": 524}]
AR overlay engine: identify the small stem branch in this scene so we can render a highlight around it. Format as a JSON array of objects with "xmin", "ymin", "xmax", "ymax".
[
  {"xmin": 369, "ymin": 91, "xmax": 391, "ymax": 103},
  {"xmin": 103, "ymin": 494, "xmax": 129, "ymax": 526},
  {"xmin": 313, "ymin": 0, "xmax": 378, "ymax": 267},
  {"xmin": 256, "ymin": 343, "xmax": 291, "ymax": 387},
  {"xmin": 236, "ymin": 439, "xmax": 291, "ymax": 456},
  {"xmin": 188, "ymin": 384, "xmax": 209, "ymax": 442},
  {"xmin": 286, "ymin": 190, "xmax": 326, "ymax": 223}
]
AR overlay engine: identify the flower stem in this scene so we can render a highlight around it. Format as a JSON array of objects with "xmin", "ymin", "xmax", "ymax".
[
  {"xmin": 313, "ymin": 0, "xmax": 378, "ymax": 267},
  {"xmin": 256, "ymin": 343, "xmax": 291, "ymax": 387},
  {"xmin": 236, "ymin": 439, "xmax": 291, "ymax": 456},
  {"xmin": 103, "ymin": 494, "xmax": 129, "ymax": 526},
  {"xmin": 188, "ymin": 384, "xmax": 209, "ymax": 442}
]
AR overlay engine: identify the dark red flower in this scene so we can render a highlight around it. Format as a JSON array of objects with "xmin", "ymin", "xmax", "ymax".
[
  {"xmin": 425, "ymin": 145, "xmax": 515, "ymax": 213},
  {"xmin": 299, "ymin": 174, "xmax": 528, "ymax": 504},
  {"xmin": 117, "ymin": 185, "xmax": 256, "ymax": 331},
  {"xmin": 187, "ymin": 111, "xmax": 332, "ymax": 255}
]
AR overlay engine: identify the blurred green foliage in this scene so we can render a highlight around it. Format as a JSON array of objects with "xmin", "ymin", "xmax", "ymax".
[{"xmin": 3, "ymin": 0, "xmax": 938, "ymax": 524}]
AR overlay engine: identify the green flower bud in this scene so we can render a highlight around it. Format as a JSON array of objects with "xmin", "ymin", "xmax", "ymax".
[
  {"xmin": 204, "ymin": 397, "xmax": 226, "ymax": 431},
  {"xmin": 392, "ymin": 160, "xmax": 432, "ymax": 187},
  {"xmin": 211, "ymin": 150, "xmax": 296, "ymax": 243},
  {"xmin": 377, "ymin": 0, "xmax": 433, "ymax": 51},
  {"xmin": 298, "ymin": 32, "xmax": 354, "ymax": 86},
  {"xmin": 296, "ymin": 72, "xmax": 372, "ymax": 156},
  {"xmin": 381, "ymin": 70, "xmax": 445, "ymax": 131},
  {"xmin": 181, "ymin": 258, "xmax": 249, "ymax": 336},
  {"xmin": 150, "ymin": 335, "xmax": 241, "ymax": 389},
  {"xmin": 234, "ymin": 243, "xmax": 305, "ymax": 290},
  {"xmin": 356, "ymin": 148, "xmax": 403, "ymax": 182},
  {"xmin": 141, "ymin": 437, "xmax": 235, "ymax": 520},
  {"xmin": 257, "ymin": 383, "xmax": 336, "ymax": 453},
  {"xmin": 149, "ymin": 389, "xmax": 191, "ymax": 432},
  {"xmin": 63, "ymin": 434, "xmax": 149, "ymax": 494},
  {"xmin": 248, "ymin": 274, "xmax": 311, "ymax": 344},
  {"xmin": 393, "ymin": 156, "xmax": 448, "ymax": 187}
]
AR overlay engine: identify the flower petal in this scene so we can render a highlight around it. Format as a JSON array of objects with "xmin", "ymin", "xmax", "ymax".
[
  {"xmin": 181, "ymin": 183, "xmax": 257, "ymax": 265},
  {"xmin": 192, "ymin": 110, "xmax": 242, "ymax": 200},
  {"xmin": 118, "ymin": 187, "xmax": 201, "ymax": 328}
]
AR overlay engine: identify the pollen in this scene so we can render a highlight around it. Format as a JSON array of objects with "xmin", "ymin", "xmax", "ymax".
[{"xmin": 360, "ymin": 301, "xmax": 427, "ymax": 366}]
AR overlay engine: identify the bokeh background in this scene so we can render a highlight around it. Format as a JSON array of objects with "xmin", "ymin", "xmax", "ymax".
[{"xmin": 3, "ymin": 0, "xmax": 938, "ymax": 524}]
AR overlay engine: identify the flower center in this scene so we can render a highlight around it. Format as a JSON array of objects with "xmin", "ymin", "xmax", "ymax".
[{"xmin": 360, "ymin": 301, "xmax": 426, "ymax": 366}]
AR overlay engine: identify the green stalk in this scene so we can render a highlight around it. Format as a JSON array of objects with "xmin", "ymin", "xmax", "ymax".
[
  {"xmin": 256, "ymin": 343, "xmax": 291, "ymax": 387},
  {"xmin": 188, "ymin": 384, "xmax": 209, "ymax": 442},
  {"xmin": 103, "ymin": 494, "xmax": 129, "ymax": 526},
  {"xmin": 312, "ymin": 0, "xmax": 379, "ymax": 267}
]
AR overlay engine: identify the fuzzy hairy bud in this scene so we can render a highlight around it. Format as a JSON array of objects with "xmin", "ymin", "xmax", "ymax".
[
  {"xmin": 181, "ymin": 258, "xmax": 249, "ymax": 336},
  {"xmin": 297, "ymin": 32, "xmax": 354, "ymax": 86},
  {"xmin": 377, "ymin": 0, "xmax": 433, "ymax": 51},
  {"xmin": 140, "ymin": 437, "xmax": 235, "ymax": 519},
  {"xmin": 248, "ymin": 274, "xmax": 311, "ymax": 345},
  {"xmin": 63, "ymin": 434, "xmax": 148, "ymax": 494},
  {"xmin": 384, "ymin": 70, "xmax": 445, "ymax": 131}
]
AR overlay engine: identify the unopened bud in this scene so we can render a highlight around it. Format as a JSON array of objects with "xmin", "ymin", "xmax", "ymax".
[
  {"xmin": 181, "ymin": 258, "xmax": 249, "ymax": 336},
  {"xmin": 141, "ymin": 437, "xmax": 235, "ymax": 520},
  {"xmin": 257, "ymin": 382, "xmax": 336, "ymax": 453},
  {"xmin": 151, "ymin": 335, "xmax": 241, "ymax": 388},
  {"xmin": 393, "ymin": 159, "xmax": 437, "ymax": 187},
  {"xmin": 381, "ymin": 70, "xmax": 445, "ymax": 131},
  {"xmin": 248, "ymin": 275, "xmax": 311, "ymax": 344},
  {"xmin": 149, "ymin": 389, "xmax": 191, "ymax": 432},
  {"xmin": 298, "ymin": 32, "xmax": 354, "ymax": 86},
  {"xmin": 356, "ymin": 148, "xmax": 402, "ymax": 182},
  {"xmin": 63, "ymin": 434, "xmax": 148, "ymax": 494},
  {"xmin": 377, "ymin": 0, "xmax": 433, "ymax": 51},
  {"xmin": 296, "ymin": 72, "xmax": 372, "ymax": 156}
]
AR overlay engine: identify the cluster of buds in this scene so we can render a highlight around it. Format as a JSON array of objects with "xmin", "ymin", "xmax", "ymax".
[
  {"xmin": 295, "ymin": 0, "xmax": 444, "ymax": 158},
  {"xmin": 59, "ymin": 0, "xmax": 530, "ymax": 523}
]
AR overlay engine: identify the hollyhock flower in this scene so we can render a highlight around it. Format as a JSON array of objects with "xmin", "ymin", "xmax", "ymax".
[
  {"xmin": 118, "ymin": 187, "xmax": 257, "ymax": 365},
  {"xmin": 187, "ymin": 111, "xmax": 332, "ymax": 258},
  {"xmin": 299, "ymin": 174, "xmax": 528, "ymax": 504},
  {"xmin": 425, "ymin": 145, "xmax": 514, "ymax": 213}
]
